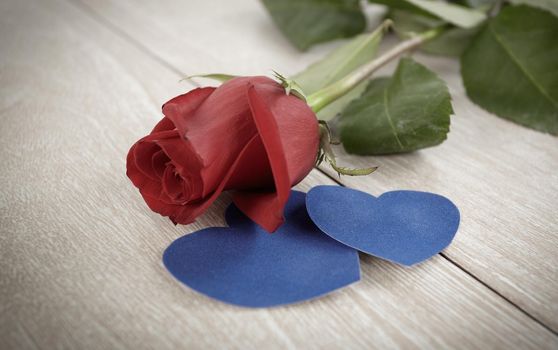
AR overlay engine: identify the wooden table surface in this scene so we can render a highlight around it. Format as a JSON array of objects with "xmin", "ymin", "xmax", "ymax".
[{"xmin": 1, "ymin": 0, "xmax": 557, "ymax": 349}]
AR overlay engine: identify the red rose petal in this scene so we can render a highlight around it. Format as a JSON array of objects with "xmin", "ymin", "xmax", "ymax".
[
  {"xmin": 162, "ymin": 165, "xmax": 184, "ymax": 202},
  {"xmin": 133, "ymin": 142, "xmax": 163, "ymax": 181},
  {"xmin": 165, "ymin": 78, "xmax": 268, "ymax": 198},
  {"xmin": 141, "ymin": 191, "xmax": 183, "ymax": 220},
  {"xmin": 162, "ymin": 87, "xmax": 215, "ymax": 137},
  {"xmin": 225, "ymin": 134, "xmax": 274, "ymax": 190},
  {"xmin": 145, "ymin": 130, "xmax": 205, "ymax": 199},
  {"xmin": 263, "ymin": 86, "xmax": 319, "ymax": 185},
  {"xmin": 151, "ymin": 150, "xmax": 168, "ymax": 179},
  {"xmin": 151, "ymin": 117, "xmax": 175, "ymax": 133},
  {"xmin": 126, "ymin": 143, "xmax": 164, "ymax": 198},
  {"xmin": 172, "ymin": 134, "xmax": 262, "ymax": 224},
  {"xmin": 231, "ymin": 84, "xmax": 292, "ymax": 233}
]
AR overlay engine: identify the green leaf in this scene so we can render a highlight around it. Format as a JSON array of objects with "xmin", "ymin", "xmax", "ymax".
[
  {"xmin": 369, "ymin": 0, "xmax": 487, "ymax": 28},
  {"xmin": 314, "ymin": 82, "xmax": 368, "ymax": 121},
  {"xmin": 460, "ymin": 0, "xmax": 497, "ymax": 8},
  {"xmin": 461, "ymin": 5, "xmax": 558, "ymax": 135},
  {"xmin": 292, "ymin": 21, "xmax": 389, "ymax": 120},
  {"xmin": 340, "ymin": 57, "xmax": 452, "ymax": 155},
  {"xmin": 182, "ymin": 73, "xmax": 237, "ymax": 83},
  {"xmin": 293, "ymin": 21, "xmax": 388, "ymax": 93},
  {"xmin": 329, "ymin": 162, "xmax": 378, "ymax": 176},
  {"xmin": 261, "ymin": 0, "xmax": 366, "ymax": 51},
  {"xmin": 389, "ymin": 9, "xmax": 480, "ymax": 56},
  {"xmin": 508, "ymin": 0, "xmax": 558, "ymax": 17},
  {"xmin": 420, "ymin": 25, "xmax": 479, "ymax": 56}
]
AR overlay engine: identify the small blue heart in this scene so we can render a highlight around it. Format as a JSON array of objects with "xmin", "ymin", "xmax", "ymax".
[
  {"xmin": 306, "ymin": 186, "xmax": 460, "ymax": 266},
  {"xmin": 163, "ymin": 191, "xmax": 360, "ymax": 308}
]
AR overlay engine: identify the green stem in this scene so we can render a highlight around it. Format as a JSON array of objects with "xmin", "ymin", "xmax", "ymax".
[{"xmin": 307, "ymin": 26, "xmax": 446, "ymax": 113}]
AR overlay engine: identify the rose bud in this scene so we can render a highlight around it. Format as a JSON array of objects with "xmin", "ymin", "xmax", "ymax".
[{"xmin": 126, "ymin": 76, "xmax": 319, "ymax": 232}]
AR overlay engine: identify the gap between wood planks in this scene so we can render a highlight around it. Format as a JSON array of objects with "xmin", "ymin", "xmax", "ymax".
[{"xmin": 67, "ymin": 0, "xmax": 557, "ymax": 337}]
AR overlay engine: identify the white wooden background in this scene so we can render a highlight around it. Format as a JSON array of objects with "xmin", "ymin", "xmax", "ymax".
[{"xmin": 1, "ymin": 0, "xmax": 557, "ymax": 349}]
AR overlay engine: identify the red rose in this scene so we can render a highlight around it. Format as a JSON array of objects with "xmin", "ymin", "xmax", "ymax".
[{"xmin": 126, "ymin": 76, "xmax": 319, "ymax": 232}]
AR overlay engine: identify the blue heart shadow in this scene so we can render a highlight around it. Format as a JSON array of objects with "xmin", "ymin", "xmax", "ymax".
[
  {"xmin": 163, "ymin": 190, "xmax": 360, "ymax": 308},
  {"xmin": 306, "ymin": 186, "xmax": 460, "ymax": 266}
]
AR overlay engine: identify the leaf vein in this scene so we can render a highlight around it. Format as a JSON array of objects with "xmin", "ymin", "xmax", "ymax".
[
  {"xmin": 383, "ymin": 88, "xmax": 404, "ymax": 149},
  {"xmin": 489, "ymin": 24, "xmax": 558, "ymax": 109}
]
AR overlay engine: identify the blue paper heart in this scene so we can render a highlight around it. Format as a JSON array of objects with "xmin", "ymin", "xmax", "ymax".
[
  {"xmin": 163, "ymin": 190, "xmax": 360, "ymax": 308},
  {"xmin": 306, "ymin": 186, "xmax": 460, "ymax": 266}
]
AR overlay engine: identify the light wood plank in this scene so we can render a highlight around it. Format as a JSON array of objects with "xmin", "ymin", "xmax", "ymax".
[
  {"xmin": 1, "ymin": 0, "xmax": 557, "ymax": 349},
  {"xmin": 76, "ymin": 0, "xmax": 558, "ymax": 332},
  {"xmin": 318, "ymin": 54, "xmax": 558, "ymax": 333}
]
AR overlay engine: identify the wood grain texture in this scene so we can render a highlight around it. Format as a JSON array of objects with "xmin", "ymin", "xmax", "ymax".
[
  {"xmin": 319, "ymin": 57, "xmax": 558, "ymax": 332},
  {"xmin": 0, "ymin": 0, "xmax": 557, "ymax": 349},
  {"xmin": 76, "ymin": 0, "xmax": 558, "ymax": 333}
]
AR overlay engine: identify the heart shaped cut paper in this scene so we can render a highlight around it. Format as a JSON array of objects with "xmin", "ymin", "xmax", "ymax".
[
  {"xmin": 163, "ymin": 190, "xmax": 360, "ymax": 307},
  {"xmin": 306, "ymin": 186, "xmax": 460, "ymax": 266}
]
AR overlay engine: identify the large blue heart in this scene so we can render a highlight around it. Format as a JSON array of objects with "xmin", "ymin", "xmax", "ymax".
[
  {"xmin": 163, "ymin": 190, "xmax": 360, "ymax": 308},
  {"xmin": 306, "ymin": 186, "xmax": 460, "ymax": 266}
]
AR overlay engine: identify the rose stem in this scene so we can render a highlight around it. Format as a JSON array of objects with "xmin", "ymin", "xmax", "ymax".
[{"xmin": 306, "ymin": 26, "xmax": 446, "ymax": 113}]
